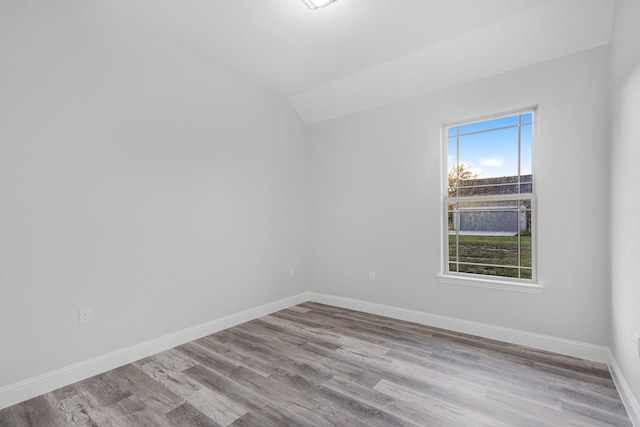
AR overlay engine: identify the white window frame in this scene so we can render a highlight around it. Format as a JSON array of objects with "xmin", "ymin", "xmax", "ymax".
[{"xmin": 438, "ymin": 107, "xmax": 542, "ymax": 293}]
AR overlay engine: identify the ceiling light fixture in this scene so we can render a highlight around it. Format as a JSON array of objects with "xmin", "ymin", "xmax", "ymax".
[{"xmin": 301, "ymin": 0, "xmax": 338, "ymax": 10}]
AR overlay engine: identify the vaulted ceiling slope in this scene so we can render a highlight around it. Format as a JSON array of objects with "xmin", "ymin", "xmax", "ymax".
[{"xmin": 90, "ymin": 0, "xmax": 616, "ymax": 124}]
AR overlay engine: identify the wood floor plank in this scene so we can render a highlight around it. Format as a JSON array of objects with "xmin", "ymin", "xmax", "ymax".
[
  {"xmin": 0, "ymin": 395, "xmax": 66, "ymax": 427},
  {"xmin": 136, "ymin": 360, "xmax": 246, "ymax": 425},
  {"xmin": 268, "ymin": 368, "xmax": 416, "ymax": 427},
  {"xmin": 227, "ymin": 412, "xmax": 278, "ymax": 427},
  {"xmin": 323, "ymin": 375, "xmax": 442, "ymax": 426},
  {"xmin": 0, "ymin": 302, "xmax": 632, "ymax": 426},
  {"xmin": 163, "ymin": 403, "xmax": 221, "ymax": 427},
  {"xmin": 182, "ymin": 362, "xmax": 318, "ymax": 427},
  {"xmin": 55, "ymin": 390, "xmax": 113, "ymax": 427}
]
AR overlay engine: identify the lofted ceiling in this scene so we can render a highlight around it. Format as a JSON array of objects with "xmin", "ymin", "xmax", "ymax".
[{"xmin": 89, "ymin": 0, "xmax": 617, "ymax": 124}]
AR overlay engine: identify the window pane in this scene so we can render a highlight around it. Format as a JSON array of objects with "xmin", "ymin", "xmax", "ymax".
[
  {"xmin": 447, "ymin": 138, "xmax": 457, "ymax": 195},
  {"xmin": 457, "ymin": 127, "xmax": 519, "ymax": 196},
  {"xmin": 459, "ymin": 127, "xmax": 519, "ymax": 178},
  {"xmin": 448, "ymin": 239, "xmax": 457, "ymax": 263},
  {"xmin": 521, "ymin": 124, "xmax": 533, "ymax": 177},
  {"xmin": 520, "ymin": 113, "xmax": 533, "ymax": 125},
  {"xmin": 458, "ymin": 264, "xmax": 520, "ymax": 279},
  {"xmin": 448, "ymin": 200, "xmax": 531, "ymax": 278},
  {"xmin": 448, "ymin": 128, "xmax": 457, "ymax": 137},
  {"xmin": 520, "ymin": 210, "xmax": 532, "ymax": 268},
  {"xmin": 453, "ymin": 200, "xmax": 528, "ymax": 234},
  {"xmin": 520, "ymin": 174, "xmax": 533, "ymax": 194},
  {"xmin": 458, "ymin": 115, "xmax": 519, "ymax": 136},
  {"xmin": 448, "ymin": 263, "xmax": 458, "ymax": 273},
  {"xmin": 447, "ymin": 209, "xmax": 456, "ymax": 232},
  {"xmin": 456, "ymin": 179, "xmax": 519, "ymax": 197},
  {"xmin": 456, "ymin": 234, "xmax": 519, "ymax": 267},
  {"xmin": 521, "ymin": 235, "xmax": 532, "ymax": 268},
  {"xmin": 448, "ymin": 210, "xmax": 458, "ymax": 264},
  {"xmin": 454, "ymin": 178, "xmax": 532, "ymax": 197}
]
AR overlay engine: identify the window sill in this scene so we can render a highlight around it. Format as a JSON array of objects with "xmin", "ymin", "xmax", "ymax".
[{"xmin": 437, "ymin": 274, "xmax": 543, "ymax": 294}]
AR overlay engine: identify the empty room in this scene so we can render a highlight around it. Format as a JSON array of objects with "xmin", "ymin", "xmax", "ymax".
[{"xmin": 1, "ymin": 0, "xmax": 639, "ymax": 425}]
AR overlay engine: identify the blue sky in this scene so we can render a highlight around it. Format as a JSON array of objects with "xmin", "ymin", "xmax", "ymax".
[{"xmin": 448, "ymin": 113, "xmax": 533, "ymax": 178}]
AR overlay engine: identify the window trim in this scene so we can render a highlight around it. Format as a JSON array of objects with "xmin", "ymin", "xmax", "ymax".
[
  {"xmin": 437, "ymin": 273, "xmax": 543, "ymax": 293},
  {"xmin": 440, "ymin": 107, "xmax": 541, "ymax": 292}
]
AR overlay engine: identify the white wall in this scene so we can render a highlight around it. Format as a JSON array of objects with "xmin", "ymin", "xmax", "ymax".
[
  {"xmin": 310, "ymin": 47, "xmax": 610, "ymax": 346},
  {"xmin": 0, "ymin": 0, "xmax": 629, "ymax": 412},
  {"xmin": 0, "ymin": 0, "xmax": 309, "ymax": 388},
  {"xmin": 610, "ymin": 0, "xmax": 640, "ymax": 416}
]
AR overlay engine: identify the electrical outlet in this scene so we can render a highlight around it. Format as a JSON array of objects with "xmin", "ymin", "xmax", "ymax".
[
  {"xmin": 289, "ymin": 267, "xmax": 295, "ymax": 277},
  {"xmin": 78, "ymin": 307, "xmax": 93, "ymax": 325},
  {"xmin": 369, "ymin": 271, "xmax": 376, "ymax": 282}
]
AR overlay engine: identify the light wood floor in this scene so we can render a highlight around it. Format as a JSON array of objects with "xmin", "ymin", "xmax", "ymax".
[{"xmin": 0, "ymin": 302, "xmax": 632, "ymax": 426}]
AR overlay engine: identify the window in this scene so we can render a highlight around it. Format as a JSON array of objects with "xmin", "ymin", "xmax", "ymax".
[{"xmin": 443, "ymin": 109, "xmax": 537, "ymax": 288}]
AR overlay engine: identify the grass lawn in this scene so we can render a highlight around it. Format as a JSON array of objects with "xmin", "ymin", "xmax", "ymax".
[{"xmin": 449, "ymin": 234, "xmax": 532, "ymax": 279}]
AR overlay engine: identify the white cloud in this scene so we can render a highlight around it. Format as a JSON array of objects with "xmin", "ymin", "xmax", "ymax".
[{"xmin": 480, "ymin": 158, "xmax": 504, "ymax": 167}]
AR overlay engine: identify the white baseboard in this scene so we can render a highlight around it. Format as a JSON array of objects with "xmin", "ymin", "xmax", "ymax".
[
  {"xmin": 609, "ymin": 352, "xmax": 640, "ymax": 427},
  {"xmin": 0, "ymin": 292, "xmax": 309, "ymax": 411},
  {"xmin": 0, "ymin": 291, "xmax": 622, "ymax": 415},
  {"xmin": 308, "ymin": 292, "xmax": 610, "ymax": 363}
]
